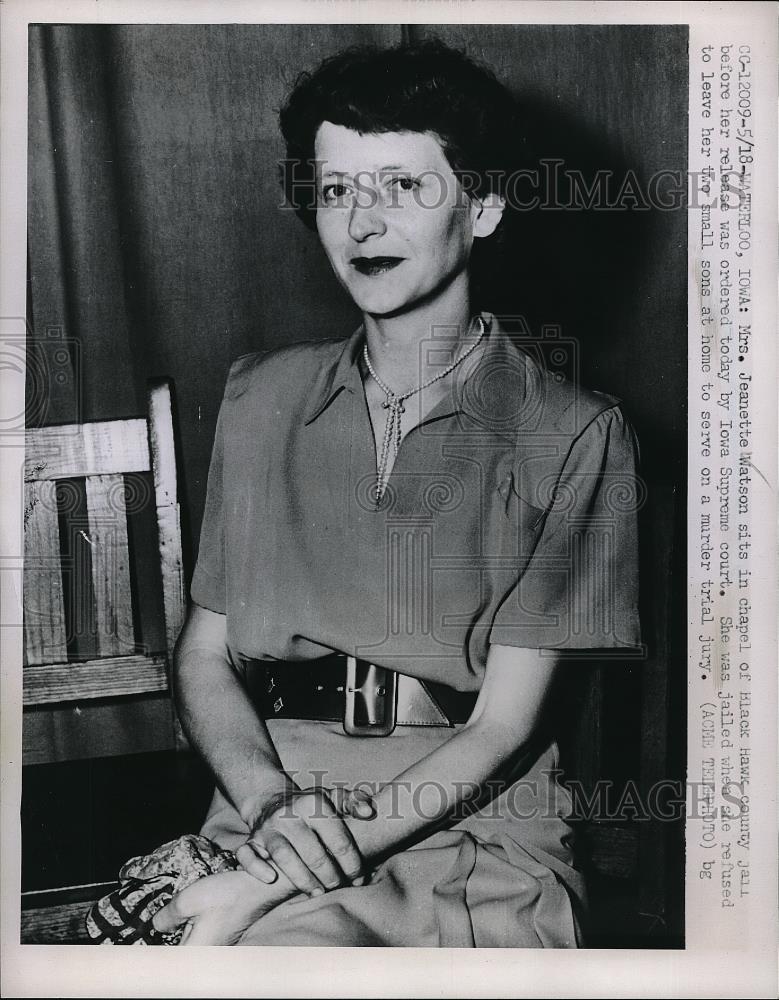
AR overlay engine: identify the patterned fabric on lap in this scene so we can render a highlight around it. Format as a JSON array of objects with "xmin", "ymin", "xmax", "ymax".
[{"xmin": 85, "ymin": 834, "xmax": 238, "ymax": 945}]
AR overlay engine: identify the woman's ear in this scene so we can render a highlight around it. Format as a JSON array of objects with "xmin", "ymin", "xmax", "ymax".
[{"xmin": 472, "ymin": 193, "xmax": 506, "ymax": 239}]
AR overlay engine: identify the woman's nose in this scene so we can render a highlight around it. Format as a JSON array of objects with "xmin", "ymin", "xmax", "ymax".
[{"xmin": 347, "ymin": 195, "xmax": 387, "ymax": 242}]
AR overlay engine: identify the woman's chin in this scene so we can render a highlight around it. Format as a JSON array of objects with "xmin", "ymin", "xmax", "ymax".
[
  {"xmin": 350, "ymin": 293, "xmax": 413, "ymax": 318},
  {"xmin": 345, "ymin": 269, "xmax": 467, "ymax": 321},
  {"xmin": 348, "ymin": 284, "xmax": 448, "ymax": 320}
]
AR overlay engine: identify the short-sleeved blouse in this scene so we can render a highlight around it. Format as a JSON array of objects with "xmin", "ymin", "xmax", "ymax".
[{"xmin": 191, "ymin": 313, "xmax": 641, "ymax": 688}]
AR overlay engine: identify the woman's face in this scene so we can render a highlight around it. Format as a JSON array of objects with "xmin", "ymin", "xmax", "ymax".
[{"xmin": 313, "ymin": 121, "xmax": 502, "ymax": 318}]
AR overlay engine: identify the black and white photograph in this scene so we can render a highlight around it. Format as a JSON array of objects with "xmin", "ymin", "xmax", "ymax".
[{"xmin": 1, "ymin": 2, "xmax": 776, "ymax": 997}]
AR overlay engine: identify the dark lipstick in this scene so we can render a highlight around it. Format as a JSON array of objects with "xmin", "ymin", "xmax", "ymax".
[{"xmin": 351, "ymin": 256, "xmax": 405, "ymax": 276}]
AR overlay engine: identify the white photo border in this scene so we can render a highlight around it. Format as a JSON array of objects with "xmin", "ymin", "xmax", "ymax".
[{"xmin": 1, "ymin": 2, "xmax": 776, "ymax": 997}]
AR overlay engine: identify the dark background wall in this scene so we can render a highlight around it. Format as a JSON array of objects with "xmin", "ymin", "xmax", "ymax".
[{"xmin": 25, "ymin": 23, "xmax": 687, "ymax": 764}]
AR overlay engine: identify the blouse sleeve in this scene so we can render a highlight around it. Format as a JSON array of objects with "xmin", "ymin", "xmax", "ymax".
[
  {"xmin": 489, "ymin": 405, "xmax": 642, "ymax": 651},
  {"xmin": 190, "ymin": 398, "xmax": 227, "ymax": 614}
]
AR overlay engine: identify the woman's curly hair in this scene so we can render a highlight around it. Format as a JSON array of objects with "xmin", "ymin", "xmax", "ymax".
[{"xmin": 278, "ymin": 39, "xmax": 521, "ymax": 232}]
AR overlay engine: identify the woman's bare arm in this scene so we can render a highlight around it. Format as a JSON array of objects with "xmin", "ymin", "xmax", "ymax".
[
  {"xmin": 172, "ymin": 603, "xmax": 294, "ymax": 819},
  {"xmin": 327, "ymin": 642, "xmax": 558, "ymax": 860},
  {"xmin": 236, "ymin": 641, "xmax": 560, "ymax": 874},
  {"xmin": 173, "ymin": 602, "xmax": 369, "ymax": 894}
]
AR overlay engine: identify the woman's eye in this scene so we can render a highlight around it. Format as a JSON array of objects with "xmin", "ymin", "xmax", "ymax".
[
  {"xmin": 389, "ymin": 176, "xmax": 419, "ymax": 192},
  {"xmin": 321, "ymin": 184, "xmax": 351, "ymax": 204}
]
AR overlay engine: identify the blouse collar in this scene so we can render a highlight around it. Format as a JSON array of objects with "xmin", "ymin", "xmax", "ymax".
[{"xmin": 303, "ymin": 312, "xmax": 547, "ymax": 444}]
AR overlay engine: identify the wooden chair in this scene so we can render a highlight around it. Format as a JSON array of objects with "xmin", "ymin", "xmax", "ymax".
[
  {"xmin": 21, "ymin": 379, "xmax": 187, "ymax": 943},
  {"xmin": 22, "ymin": 379, "xmax": 184, "ymax": 713}
]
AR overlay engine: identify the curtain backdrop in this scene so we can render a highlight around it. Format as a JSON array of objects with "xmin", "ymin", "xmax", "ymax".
[{"xmin": 25, "ymin": 25, "xmax": 687, "ymax": 768}]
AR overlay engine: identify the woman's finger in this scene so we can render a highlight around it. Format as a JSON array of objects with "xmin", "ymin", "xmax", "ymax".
[
  {"xmin": 326, "ymin": 785, "xmax": 375, "ymax": 819},
  {"xmin": 179, "ymin": 920, "xmax": 211, "ymax": 946},
  {"xmin": 343, "ymin": 787, "xmax": 377, "ymax": 819},
  {"xmin": 260, "ymin": 829, "xmax": 333, "ymax": 896},
  {"xmin": 236, "ymin": 841, "xmax": 279, "ymax": 883},
  {"xmin": 324, "ymin": 785, "xmax": 347, "ymax": 814},
  {"xmin": 349, "ymin": 799, "xmax": 375, "ymax": 818},
  {"xmin": 305, "ymin": 814, "xmax": 363, "ymax": 883},
  {"xmin": 177, "ymin": 921, "xmax": 194, "ymax": 945},
  {"xmin": 181, "ymin": 916, "xmax": 243, "ymax": 947},
  {"xmin": 291, "ymin": 792, "xmax": 363, "ymax": 883},
  {"xmin": 152, "ymin": 897, "xmax": 184, "ymax": 934}
]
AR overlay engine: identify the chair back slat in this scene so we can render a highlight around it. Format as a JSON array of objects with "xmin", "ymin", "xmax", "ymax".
[
  {"xmin": 23, "ymin": 480, "xmax": 68, "ymax": 666},
  {"xmin": 155, "ymin": 504, "xmax": 186, "ymax": 660},
  {"xmin": 148, "ymin": 380, "xmax": 185, "ymax": 660},
  {"xmin": 25, "ymin": 419, "xmax": 150, "ymax": 481},
  {"xmin": 23, "ymin": 655, "xmax": 168, "ymax": 705},
  {"xmin": 84, "ymin": 474, "xmax": 135, "ymax": 658}
]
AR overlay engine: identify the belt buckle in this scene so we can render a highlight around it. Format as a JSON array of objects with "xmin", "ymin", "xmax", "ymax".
[{"xmin": 343, "ymin": 656, "xmax": 398, "ymax": 736}]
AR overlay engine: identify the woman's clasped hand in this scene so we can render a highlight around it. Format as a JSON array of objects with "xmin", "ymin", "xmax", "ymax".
[
  {"xmin": 152, "ymin": 784, "xmax": 377, "ymax": 944},
  {"xmin": 151, "ymin": 869, "xmax": 282, "ymax": 946},
  {"xmin": 237, "ymin": 785, "xmax": 376, "ymax": 895}
]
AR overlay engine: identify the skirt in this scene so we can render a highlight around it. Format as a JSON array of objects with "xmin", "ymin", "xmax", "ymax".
[{"xmin": 199, "ymin": 719, "xmax": 587, "ymax": 948}]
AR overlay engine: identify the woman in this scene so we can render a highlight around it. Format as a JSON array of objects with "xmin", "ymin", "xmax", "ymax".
[{"xmin": 152, "ymin": 40, "xmax": 641, "ymax": 947}]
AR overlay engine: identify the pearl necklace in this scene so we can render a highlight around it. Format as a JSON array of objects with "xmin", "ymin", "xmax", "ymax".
[{"xmin": 363, "ymin": 316, "xmax": 485, "ymax": 508}]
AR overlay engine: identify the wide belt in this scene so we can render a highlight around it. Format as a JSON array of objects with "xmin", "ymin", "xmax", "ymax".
[{"xmin": 247, "ymin": 653, "xmax": 478, "ymax": 736}]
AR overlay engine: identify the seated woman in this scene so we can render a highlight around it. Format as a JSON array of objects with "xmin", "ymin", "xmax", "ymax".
[{"xmin": 153, "ymin": 40, "xmax": 641, "ymax": 947}]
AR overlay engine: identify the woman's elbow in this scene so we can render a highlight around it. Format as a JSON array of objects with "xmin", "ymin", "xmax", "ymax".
[
  {"xmin": 461, "ymin": 714, "xmax": 538, "ymax": 767},
  {"xmin": 171, "ymin": 604, "xmax": 233, "ymax": 689},
  {"xmin": 175, "ymin": 603, "xmax": 228, "ymax": 657}
]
